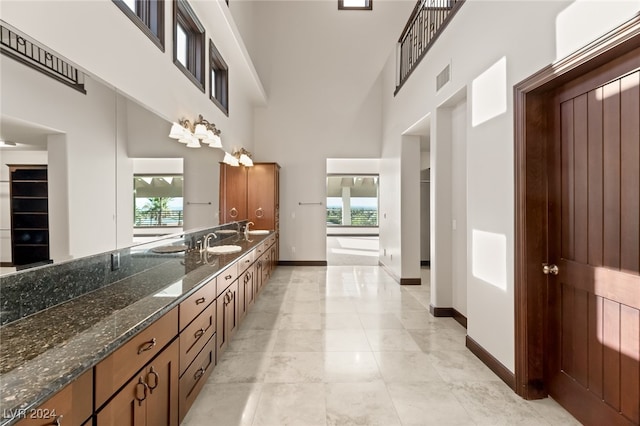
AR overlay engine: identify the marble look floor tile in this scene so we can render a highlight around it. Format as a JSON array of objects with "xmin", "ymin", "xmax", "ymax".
[
  {"xmin": 318, "ymin": 298, "xmax": 357, "ymax": 313},
  {"xmin": 241, "ymin": 312, "xmax": 281, "ymax": 330},
  {"xmin": 408, "ymin": 329, "xmax": 466, "ymax": 352},
  {"xmin": 321, "ymin": 312, "xmax": 362, "ymax": 329},
  {"xmin": 253, "ymin": 383, "xmax": 327, "ymax": 426},
  {"xmin": 181, "ymin": 382, "xmax": 262, "ymax": 426},
  {"xmin": 323, "ymin": 329, "xmax": 371, "ymax": 351},
  {"xmin": 386, "ymin": 382, "xmax": 474, "ymax": 426},
  {"xmin": 365, "ymin": 329, "xmax": 422, "ymax": 351},
  {"xmin": 450, "ymin": 381, "xmax": 547, "ymax": 425},
  {"xmin": 227, "ymin": 329, "xmax": 277, "ymax": 352},
  {"xmin": 373, "ymin": 351, "xmax": 443, "ymax": 382},
  {"xmin": 273, "ymin": 330, "xmax": 324, "ymax": 352},
  {"xmin": 428, "ymin": 350, "xmax": 498, "ymax": 383},
  {"xmin": 264, "ymin": 352, "xmax": 324, "ymax": 383},
  {"xmin": 211, "ymin": 352, "xmax": 271, "ymax": 383},
  {"xmin": 394, "ymin": 310, "xmax": 439, "ymax": 330},
  {"xmin": 527, "ymin": 397, "xmax": 582, "ymax": 425},
  {"xmin": 325, "ymin": 381, "xmax": 401, "ymax": 426},
  {"xmin": 322, "ymin": 352, "xmax": 381, "ymax": 382},
  {"xmin": 278, "ymin": 313, "xmax": 322, "ymax": 330},
  {"xmin": 358, "ymin": 312, "xmax": 405, "ymax": 329},
  {"xmin": 280, "ymin": 300, "xmax": 321, "ymax": 314}
]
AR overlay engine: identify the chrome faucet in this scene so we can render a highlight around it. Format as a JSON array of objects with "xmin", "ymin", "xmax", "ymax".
[
  {"xmin": 244, "ymin": 221, "xmax": 254, "ymax": 239},
  {"xmin": 202, "ymin": 232, "xmax": 218, "ymax": 252}
]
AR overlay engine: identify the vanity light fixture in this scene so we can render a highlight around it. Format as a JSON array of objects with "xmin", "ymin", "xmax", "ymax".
[
  {"xmin": 223, "ymin": 151, "xmax": 240, "ymax": 167},
  {"xmin": 235, "ymin": 148, "xmax": 254, "ymax": 166},
  {"xmin": 168, "ymin": 114, "xmax": 222, "ymax": 148}
]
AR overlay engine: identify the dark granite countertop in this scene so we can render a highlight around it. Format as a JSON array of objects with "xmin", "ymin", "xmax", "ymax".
[{"xmin": 0, "ymin": 233, "xmax": 271, "ymax": 425}]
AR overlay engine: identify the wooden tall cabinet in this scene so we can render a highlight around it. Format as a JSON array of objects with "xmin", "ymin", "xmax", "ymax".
[{"xmin": 219, "ymin": 163, "xmax": 280, "ymax": 252}]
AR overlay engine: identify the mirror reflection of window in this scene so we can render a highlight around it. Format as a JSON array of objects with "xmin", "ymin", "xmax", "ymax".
[
  {"xmin": 133, "ymin": 175, "xmax": 184, "ymax": 229},
  {"xmin": 326, "ymin": 175, "xmax": 379, "ymax": 227}
]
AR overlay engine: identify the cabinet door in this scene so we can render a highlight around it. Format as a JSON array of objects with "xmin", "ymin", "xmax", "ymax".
[
  {"xmin": 239, "ymin": 266, "xmax": 255, "ymax": 320},
  {"xmin": 97, "ymin": 340, "xmax": 179, "ymax": 426},
  {"xmin": 144, "ymin": 340, "xmax": 179, "ymax": 426},
  {"xmin": 226, "ymin": 280, "xmax": 239, "ymax": 339},
  {"xmin": 247, "ymin": 164, "xmax": 277, "ymax": 230},
  {"xmin": 255, "ymin": 259, "xmax": 264, "ymax": 294},
  {"xmin": 219, "ymin": 164, "xmax": 247, "ymax": 222}
]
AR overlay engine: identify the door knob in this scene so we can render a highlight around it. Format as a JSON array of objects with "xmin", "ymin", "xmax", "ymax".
[{"xmin": 542, "ymin": 263, "xmax": 559, "ymax": 275}]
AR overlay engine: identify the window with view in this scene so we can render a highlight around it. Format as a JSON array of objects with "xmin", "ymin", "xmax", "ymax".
[
  {"xmin": 326, "ymin": 175, "xmax": 379, "ymax": 227},
  {"xmin": 209, "ymin": 40, "xmax": 229, "ymax": 115},
  {"xmin": 173, "ymin": 0, "xmax": 205, "ymax": 91},
  {"xmin": 338, "ymin": 0, "xmax": 372, "ymax": 10},
  {"xmin": 113, "ymin": 0, "xmax": 164, "ymax": 50},
  {"xmin": 134, "ymin": 175, "xmax": 184, "ymax": 228}
]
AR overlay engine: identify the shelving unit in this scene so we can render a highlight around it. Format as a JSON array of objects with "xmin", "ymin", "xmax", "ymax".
[{"xmin": 8, "ymin": 164, "xmax": 51, "ymax": 268}]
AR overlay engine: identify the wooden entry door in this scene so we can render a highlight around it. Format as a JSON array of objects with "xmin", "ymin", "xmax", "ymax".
[{"xmin": 547, "ymin": 57, "xmax": 640, "ymax": 425}]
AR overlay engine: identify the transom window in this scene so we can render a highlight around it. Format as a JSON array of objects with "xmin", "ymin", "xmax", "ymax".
[
  {"xmin": 209, "ymin": 40, "xmax": 229, "ymax": 115},
  {"xmin": 113, "ymin": 0, "xmax": 164, "ymax": 51},
  {"xmin": 173, "ymin": 0, "xmax": 205, "ymax": 92},
  {"xmin": 338, "ymin": 0, "xmax": 372, "ymax": 10}
]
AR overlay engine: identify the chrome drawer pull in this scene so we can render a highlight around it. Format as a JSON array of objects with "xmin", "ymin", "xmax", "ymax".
[
  {"xmin": 225, "ymin": 274, "xmax": 232, "ymax": 280},
  {"xmin": 51, "ymin": 416, "xmax": 63, "ymax": 426},
  {"xmin": 195, "ymin": 297, "xmax": 206, "ymax": 305},
  {"xmin": 194, "ymin": 328, "xmax": 206, "ymax": 339},
  {"xmin": 137, "ymin": 337, "xmax": 157, "ymax": 354},
  {"xmin": 194, "ymin": 367, "xmax": 206, "ymax": 381}
]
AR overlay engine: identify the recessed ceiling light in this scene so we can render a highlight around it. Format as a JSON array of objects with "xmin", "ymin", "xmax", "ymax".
[{"xmin": 0, "ymin": 140, "xmax": 17, "ymax": 147}]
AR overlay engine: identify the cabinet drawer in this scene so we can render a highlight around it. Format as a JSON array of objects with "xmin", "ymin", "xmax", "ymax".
[
  {"xmin": 14, "ymin": 369, "xmax": 92, "ymax": 426},
  {"xmin": 180, "ymin": 302, "xmax": 215, "ymax": 375},
  {"xmin": 268, "ymin": 235, "xmax": 277, "ymax": 246},
  {"xmin": 216, "ymin": 263, "xmax": 238, "ymax": 297},
  {"xmin": 179, "ymin": 277, "xmax": 217, "ymax": 331},
  {"xmin": 95, "ymin": 308, "xmax": 178, "ymax": 409},
  {"xmin": 237, "ymin": 251, "xmax": 254, "ymax": 274},
  {"xmin": 254, "ymin": 242, "xmax": 266, "ymax": 258},
  {"xmin": 179, "ymin": 336, "xmax": 215, "ymax": 422}
]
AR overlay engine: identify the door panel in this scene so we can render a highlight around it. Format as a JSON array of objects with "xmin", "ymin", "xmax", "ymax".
[{"xmin": 550, "ymin": 68, "xmax": 640, "ymax": 425}]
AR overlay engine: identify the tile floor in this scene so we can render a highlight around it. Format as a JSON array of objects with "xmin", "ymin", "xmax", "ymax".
[{"xmin": 182, "ymin": 266, "xmax": 580, "ymax": 426}]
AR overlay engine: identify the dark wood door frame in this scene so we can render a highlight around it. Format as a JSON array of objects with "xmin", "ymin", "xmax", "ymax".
[{"xmin": 514, "ymin": 14, "xmax": 640, "ymax": 400}]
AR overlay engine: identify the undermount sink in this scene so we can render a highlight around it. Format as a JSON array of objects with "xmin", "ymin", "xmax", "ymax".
[
  {"xmin": 248, "ymin": 230, "xmax": 270, "ymax": 235},
  {"xmin": 207, "ymin": 245, "xmax": 242, "ymax": 254}
]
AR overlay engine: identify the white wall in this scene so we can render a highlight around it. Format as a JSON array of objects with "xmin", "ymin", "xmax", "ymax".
[
  {"xmin": 379, "ymin": 0, "xmax": 640, "ymax": 372},
  {"xmin": 248, "ymin": 0, "xmax": 415, "ymax": 262},
  {"xmin": 451, "ymin": 100, "xmax": 467, "ymax": 317}
]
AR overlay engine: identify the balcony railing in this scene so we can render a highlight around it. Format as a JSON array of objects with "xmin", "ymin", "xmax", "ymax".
[
  {"xmin": 327, "ymin": 207, "xmax": 379, "ymax": 227},
  {"xmin": 135, "ymin": 210, "xmax": 183, "ymax": 227},
  {"xmin": 395, "ymin": 0, "xmax": 465, "ymax": 94}
]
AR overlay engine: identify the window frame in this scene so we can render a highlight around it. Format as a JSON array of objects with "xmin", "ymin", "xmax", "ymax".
[
  {"xmin": 112, "ymin": 0, "xmax": 165, "ymax": 51},
  {"xmin": 338, "ymin": 0, "xmax": 372, "ymax": 11},
  {"xmin": 173, "ymin": 0, "xmax": 206, "ymax": 92},
  {"xmin": 209, "ymin": 39, "xmax": 229, "ymax": 116}
]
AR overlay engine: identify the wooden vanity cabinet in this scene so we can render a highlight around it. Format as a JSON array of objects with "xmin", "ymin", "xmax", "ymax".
[
  {"xmin": 215, "ymin": 280, "xmax": 239, "ymax": 362},
  {"xmin": 219, "ymin": 164, "xmax": 247, "ymax": 222},
  {"xmin": 14, "ymin": 369, "xmax": 92, "ymax": 426},
  {"xmin": 178, "ymin": 335, "xmax": 215, "ymax": 422},
  {"xmin": 96, "ymin": 339, "xmax": 179, "ymax": 426},
  {"xmin": 239, "ymin": 264, "xmax": 256, "ymax": 320}
]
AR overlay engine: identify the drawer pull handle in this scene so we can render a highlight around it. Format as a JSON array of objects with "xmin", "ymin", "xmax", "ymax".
[
  {"xmin": 137, "ymin": 337, "xmax": 157, "ymax": 354},
  {"xmin": 195, "ymin": 297, "xmax": 206, "ymax": 305},
  {"xmin": 135, "ymin": 377, "xmax": 148, "ymax": 406},
  {"xmin": 194, "ymin": 328, "xmax": 206, "ymax": 339},
  {"xmin": 194, "ymin": 367, "xmax": 206, "ymax": 382},
  {"xmin": 228, "ymin": 290, "xmax": 234, "ymax": 301},
  {"xmin": 51, "ymin": 415, "xmax": 63, "ymax": 426},
  {"xmin": 147, "ymin": 366, "xmax": 159, "ymax": 393},
  {"xmin": 225, "ymin": 274, "xmax": 232, "ymax": 280}
]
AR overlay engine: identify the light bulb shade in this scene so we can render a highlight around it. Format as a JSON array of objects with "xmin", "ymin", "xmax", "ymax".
[
  {"xmin": 186, "ymin": 135, "xmax": 201, "ymax": 148},
  {"xmin": 177, "ymin": 134, "xmax": 191, "ymax": 144},
  {"xmin": 223, "ymin": 152, "xmax": 240, "ymax": 166},
  {"xmin": 169, "ymin": 122, "xmax": 186, "ymax": 139},
  {"xmin": 207, "ymin": 133, "xmax": 222, "ymax": 148},
  {"xmin": 239, "ymin": 154, "xmax": 253, "ymax": 166},
  {"xmin": 193, "ymin": 123, "xmax": 209, "ymax": 139}
]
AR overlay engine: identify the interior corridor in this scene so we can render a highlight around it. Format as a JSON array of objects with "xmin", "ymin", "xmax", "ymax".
[{"xmin": 182, "ymin": 265, "xmax": 578, "ymax": 426}]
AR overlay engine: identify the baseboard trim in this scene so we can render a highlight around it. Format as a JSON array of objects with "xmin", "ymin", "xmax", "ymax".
[
  {"xmin": 466, "ymin": 335, "xmax": 516, "ymax": 391},
  {"xmin": 278, "ymin": 260, "xmax": 328, "ymax": 266},
  {"xmin": 420, "ymin": 260, "xmax": 431, "ymax": 267},
  {"xmin": 0, "ymin": 262, "xmax": 14, "ymax": 267},
  {"xmin": 378, "ymin": 261, "xmax": 421, "ymax": 285},
  {"xmin": 327, "ymin": 233, "xmax": 379, "ymax": 237},
  {"xmin": 429, "ymin": 305, "xmax": 467, "ymax": 329}
]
